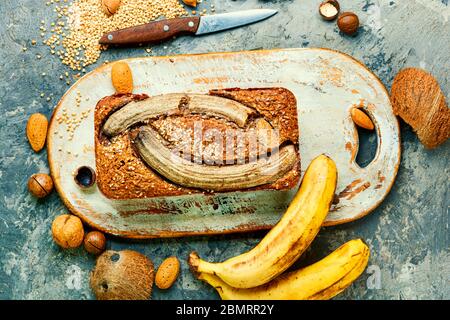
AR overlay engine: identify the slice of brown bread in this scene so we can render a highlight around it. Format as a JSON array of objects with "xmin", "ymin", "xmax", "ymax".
[{"xmin": 390, "ymin": 68, "xmax": 449, "ymax": 149}]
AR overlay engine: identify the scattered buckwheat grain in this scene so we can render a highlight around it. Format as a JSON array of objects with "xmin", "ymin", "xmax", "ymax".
[{"xmin": 43, "ymin": 0, "xmax": 189, "ymax": 70}]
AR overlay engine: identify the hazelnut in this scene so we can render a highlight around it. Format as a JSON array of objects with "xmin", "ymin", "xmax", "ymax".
[
  {"xmin": 52, "ymin": 214, "xmax": 85, "ymax": 249},
  {"xmin": 337, "ymin": 12, "xmax": 360, "ymax": 35},
  {"xmin": 84, "ymin": 231, "xmax": 106, "ymax": 255},
  {"xmin": 28, "ymin": 173, "xmax": 53, "ymax": 198},
  {"xmin": 90, "ymin": 250, "xmax": 154, "ymax": 300},
  {"xmin": 319, "ymin": 0, "xmax": 340, "ymax": 21},
  {"xmin": 101, "ymin": 0, "xmax": 121, "ymax": 16}
]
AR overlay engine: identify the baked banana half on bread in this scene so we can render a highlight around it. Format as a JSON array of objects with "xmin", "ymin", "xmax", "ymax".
[{"xmin": 94, "ymin": 88, "xmax": 301, "ymax": 200}]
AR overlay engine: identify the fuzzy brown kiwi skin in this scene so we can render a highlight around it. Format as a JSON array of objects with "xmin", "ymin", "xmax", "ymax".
[{"xmin": 90, "ymin": 250, "xmax": 154, "ymax": 300}]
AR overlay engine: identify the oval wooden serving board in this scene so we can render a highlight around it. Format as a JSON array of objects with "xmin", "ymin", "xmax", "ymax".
[{"xmin": 48, "ymin": 48, "xmax": 400, "ymax": 238}]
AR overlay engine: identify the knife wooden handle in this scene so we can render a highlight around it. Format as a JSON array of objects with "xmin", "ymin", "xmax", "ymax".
[{"xmin": 99, "ymin": 17, "xmax": 201, "ymax": 45}]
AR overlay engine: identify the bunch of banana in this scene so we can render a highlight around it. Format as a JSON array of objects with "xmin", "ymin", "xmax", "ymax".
[
  {"xmin": 188, "ymin": 154, "xmax": 370, "ymax": 299},
  {"xmin": 198, "ymin": 239, "xmax": 369, "ymax": 300},
  {"xmin": 189, "ymin": 154, "xmax": 338, "ymax": 289}
]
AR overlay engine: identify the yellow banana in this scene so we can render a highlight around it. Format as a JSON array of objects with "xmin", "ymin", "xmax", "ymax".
[
  {"xmin": 198, "ymin": 239, "xmax": 370, "ymax": 300},
  {"xmin": 189, "ymin": 154, "xmax": 337, "ymax": 288}
]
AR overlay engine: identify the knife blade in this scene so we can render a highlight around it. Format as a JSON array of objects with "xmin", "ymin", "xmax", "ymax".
[{"xmin": 99, "ymin": 9, "xmax": 277, "ymax": 45}]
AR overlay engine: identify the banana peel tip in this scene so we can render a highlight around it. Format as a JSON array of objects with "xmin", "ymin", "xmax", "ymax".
[{"xmin": 188, "ymin": 251, "xmax": 201, "ymax": 277}]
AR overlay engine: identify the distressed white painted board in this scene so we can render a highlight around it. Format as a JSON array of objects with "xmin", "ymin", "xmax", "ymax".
[{"xmin": 48, "ymin": 48, "xmax": 400, "ymax": 238}]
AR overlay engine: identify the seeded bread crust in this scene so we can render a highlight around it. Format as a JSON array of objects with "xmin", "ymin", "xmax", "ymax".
[
  {"xmin": 95, "ymin": 88, "xmax": 300, "ymax": 200},
  {"xmin": 391, "ymin": 68, "xmax": 449, "ymax": 149}
]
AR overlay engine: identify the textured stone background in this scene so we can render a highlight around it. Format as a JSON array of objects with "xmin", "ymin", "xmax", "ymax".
[{"xmin": 0, "ymin": 0, "xmax": 449, "ymax": 300}]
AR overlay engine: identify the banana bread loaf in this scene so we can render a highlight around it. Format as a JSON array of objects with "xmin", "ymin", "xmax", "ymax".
[{"xmin": 94, "ymin": 88, "xmax": 301, "ymax": 200}]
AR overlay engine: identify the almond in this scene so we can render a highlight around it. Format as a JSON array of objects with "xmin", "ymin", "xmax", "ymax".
[
  {"xmin": 111, "ymin": 61, "xmax": 133, "ymax": 94},
  {"xmin": 155, "ymin": 256, "xmax": 180, "ymax": 289},
  {"xmin": 391, "ymin": 68, "xmax": 449, "ymax": 149},
  {"xmin": 101, "ymin": 0, "xmax": 121, "ymax": 16},
  {"xmin": 351, "ymin": 108, "xmax": 374, "ymax": 130},
  {"xmin": 182, "ymin": 0, "xmax": 197, "ymax": 7},
  {"xmin": 26, "ymin": 113, "xmax": 48, "ymax": 152}
]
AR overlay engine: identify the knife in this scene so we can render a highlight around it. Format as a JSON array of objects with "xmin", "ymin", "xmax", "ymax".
[{"xmin": 99, "ymin": 9, "xmax": 277, "ymax": 45}]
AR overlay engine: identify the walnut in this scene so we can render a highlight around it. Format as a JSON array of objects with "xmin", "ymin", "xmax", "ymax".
[{"xmin": 52, "ymin": 214, "xmax": 85, "ymax": 249}]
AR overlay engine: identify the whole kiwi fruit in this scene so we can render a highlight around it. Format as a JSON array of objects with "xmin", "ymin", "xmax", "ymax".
[{"xmin": 90, "ymin": 250, "xmax": 154, "ymax": 300}]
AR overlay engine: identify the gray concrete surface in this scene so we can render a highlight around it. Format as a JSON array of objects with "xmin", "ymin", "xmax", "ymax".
[{"xmin": 0, "ymin": 0, "xmax": 449, "ymax": 300}]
